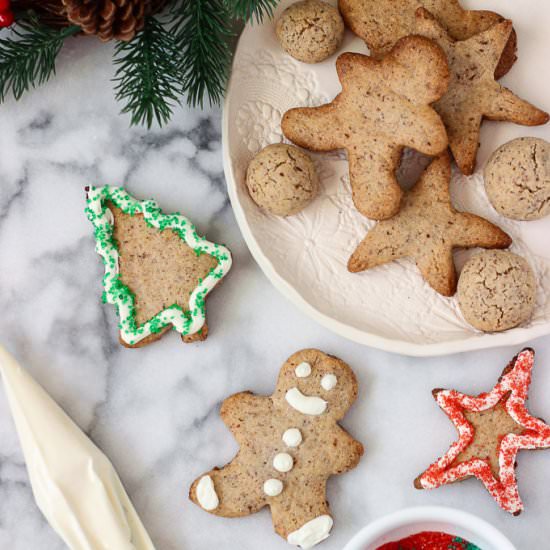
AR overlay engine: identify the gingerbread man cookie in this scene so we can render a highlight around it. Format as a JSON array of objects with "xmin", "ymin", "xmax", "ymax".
[
  {"xmin": 282, "ymin": 35, "xmax": 449, "ymax": 220},
  {"xmin": 189, "ymin": 349, "xmax": 364, "ymax": 548},
  {"xmin": 338, "ymin": 0, "xmax": 517, "ymax": 79}
]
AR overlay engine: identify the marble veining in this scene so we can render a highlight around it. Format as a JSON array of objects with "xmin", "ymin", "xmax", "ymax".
[{"xmin": 0, "ymin": 28, "xmax": 550, "ymax": 550}]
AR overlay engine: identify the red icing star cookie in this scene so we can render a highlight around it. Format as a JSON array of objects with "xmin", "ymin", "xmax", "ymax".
[{"xmin": 415, "ymin": 348, "xmax": 550, "ymax": 514}]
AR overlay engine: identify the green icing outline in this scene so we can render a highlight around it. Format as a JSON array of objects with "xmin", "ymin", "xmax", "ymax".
[{"xmin": 85, "ymin": 186, "xmax": 232, "ymax": 346}]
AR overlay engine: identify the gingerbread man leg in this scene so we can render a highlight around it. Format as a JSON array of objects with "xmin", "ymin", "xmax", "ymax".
[
  {"xmin": 270, "ymin": 478, "xmax": 333, "ymax": 548},
  {"xmin": 190, "ymin": 459, "xmax": 267, "ymax": 517}
]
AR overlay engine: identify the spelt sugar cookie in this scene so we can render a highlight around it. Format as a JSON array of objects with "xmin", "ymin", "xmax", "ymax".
[
  {"xmin": 484, "ymin": 137, "xmax": 550, "ymax": 221},
  {"xmin": 246, "ymin": 144, "xmax": 319, "ymax": 216},
  {"xmin": 457, "ymin": 250, "xmax": 536, "ymax": 332},
  {"xmin": 415, "ymin": 8, "xmax": 549, "ymax": 175},
  {"xmin": 282, "ymin": 35, "xmax": 449, "ymax": 220},
  {"xmin": 415, "ymin": 349, "xmax": 550, "ymax": 515},
  {"xmin": 338, "ymin": 0, "xmax": 517, "ymax": 79},
  {"xmin": 85, "ymin": 186, "xmax": 232, "ymax": 347},
  {"xmin": 348, "ymin": 152, "xmax": 511, "ymax": 296},
  {"xmin": 189, "ymin": 349, "xmax": 363, "ymax": 548},
  {"xmin": 276, "ymin": 0, "xmax": 344, "ymax": 63}
]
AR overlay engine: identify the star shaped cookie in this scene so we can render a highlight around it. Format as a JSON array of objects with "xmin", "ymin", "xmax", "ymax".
[
  {"xmin": 415, "ymin": 8, "xmax": 549, "ymax": 175},
  {"xmin": 348, "ymin": 152, "xmax": 511, "ymax": 296},
  {"xmin": 415, "ymin": 348, "xmax": 550, "ymax": 514},
  {"xmin": 282, "ymin": 35, "xmax": 449, "ymax": 220},
  {"xmin": 85, "ymin": 186, "xmax": 232, "ymax": 347},
  {"xmin": 338, "ymin": 0, "xmax": 517, "ymax": 78}
]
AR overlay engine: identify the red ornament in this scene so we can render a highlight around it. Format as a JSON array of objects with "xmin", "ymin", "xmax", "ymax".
[
  {"xmin": 0, "ymin": 11, "xmax": 13, "ymax": 27},
  {"xmin": 416, "ymin": 348, "xmax": 550, "ymax": 514},
  {"xmin": 0, "ymin": 0, "xmax": 10, "ymax": 12}
]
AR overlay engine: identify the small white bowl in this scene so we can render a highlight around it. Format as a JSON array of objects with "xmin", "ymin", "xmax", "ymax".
[{"xmin": 343, "ymin": 506, "xmax": 516, "ymax": 550}]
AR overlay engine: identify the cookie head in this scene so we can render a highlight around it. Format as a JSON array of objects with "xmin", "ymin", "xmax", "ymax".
[{"xmin": 273, "ymin": 349, "xmax": 358, "ymax": 420}]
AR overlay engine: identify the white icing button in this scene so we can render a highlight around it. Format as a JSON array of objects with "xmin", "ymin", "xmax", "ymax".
[
  {"xmin": 321, "ymin": 374, "xmax": 337, "ymax": 391},
  {"xmin": 287, "ymin": 515, "xmax": 333, "ymax": 549},
  {"xmin": 283, "ymin": 428, "xmax": 302, "ymax": 448},
  {"xmin": 263, "ymin": 478, "xmax": 284, "ymax": 497},
  {"xmin": 295, "ymin": 362, "xmax": 312, "ymax": 378},
  {"xmin": 196, "ymin": 475, "xmax": 219, "ymax": 511},
  {"xmin": 285, "ymin": 388, "xmax": 327, "ymax": 415},
  {"xmin": 273, "ymin": 453, "xmax": 294, "ymax": 473}
]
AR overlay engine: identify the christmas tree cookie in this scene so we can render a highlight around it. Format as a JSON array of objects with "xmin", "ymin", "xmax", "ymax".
[
  {"xmin": 415, "ymin": 348, "xmax": 550, "ymax": 514},
  {"xmin": 189, "ymin": 349, "xmax": 364, "ymax": 548},
  {"xmin": 85, "ymin": 186, "xmax": 232, "ymax": 348}
]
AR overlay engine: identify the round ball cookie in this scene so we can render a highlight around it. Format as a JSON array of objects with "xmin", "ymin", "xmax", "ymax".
[
  {"xmin": 275, "ymin": 0, "xmax": 344, "ymax": 64},
  {"xmin": 246, "ymin": 143, "xmax": 319, "ymax": 216},
  {"xmin": 484, "ymin": 137, "xmax": 550, "ymax": 221},
  {"xmin": 457, "ymin": 250, "xmax": 536, "ymax": 332}
]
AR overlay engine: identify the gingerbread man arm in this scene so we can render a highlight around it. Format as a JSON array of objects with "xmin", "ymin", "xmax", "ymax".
[
  {"xmin": 328, "ymin": 425, "xmax": 364, "ymax": 474},
  {"xmin": 221, "ymin": 391, "xmax": 273, "ymax": 444}
]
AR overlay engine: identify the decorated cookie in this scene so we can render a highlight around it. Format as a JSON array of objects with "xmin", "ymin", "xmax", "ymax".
[
  {"xmin": 85, "ymin": 186, "xmax": 232, "ymax": 347},
  {"xmin": 415, "ymin": 8, "xmax": 549, "ymax": 175},
  {"xmin": 189, "ymin": 349, "xmax": 363, "ymax": 548},
  {"xmin": 338, "ymin": 0, "xmax": 517, "ymax": 79},
  {"xmin": 484, "ymin": 137, "xmax": 550, "ymax": 221},
  {"xmin": 457, "ymin": 250, "xmax": 536, "ymax": 332},
  {"xmin": 246, "ymin": 143, "xmax": 319, "ymax": 216},
  {"xmin": 276, "ymin": 0, "xmax": 344, "ymax": 64},
  {"xmin": 415, "ymin": 348, "xmax": 550, "ymax": 514},
  {"xmin": 348, "ymin": 152, "xmax": 511, "ymax": 296},
  {"xmin": 282, "ymin": 36, "xmax": 449, "ymax": 220}
]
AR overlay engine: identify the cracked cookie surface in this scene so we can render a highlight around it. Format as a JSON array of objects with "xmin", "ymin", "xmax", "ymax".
[
  {"xmin": 457, "ymin": 250, "xmax": 536, "ymax": 332},
  {"xmin": 484, "ymin": 137, "xmax": 550, "ymax": 221},
  {"xmin": 246, "ymin": 143, "xmax": 319, "ymax": 216},
  {"xmin": 276, "ymin": 0, "xmax": 344, "ymax": 63}
]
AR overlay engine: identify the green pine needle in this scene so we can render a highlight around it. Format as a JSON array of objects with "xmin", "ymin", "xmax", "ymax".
[
  {"xmin": 113, "ymin": 16, "xmax": 184, "ymax": 128},
  {"xmin": 227, "ymin": 0, "xmax": 278, "ymax": 23},
  {"xmin": 0, "ymin": 20, "xmax": 79, "ymax": 102},
  {"xmin": 171, "ymin": 0, "xmax": 234, "ymax": 108}
]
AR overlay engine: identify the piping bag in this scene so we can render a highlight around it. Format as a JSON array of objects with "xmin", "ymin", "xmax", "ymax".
[{"xmin": 0, "ymin": 346, "xmax": 156, "ymax": 550}]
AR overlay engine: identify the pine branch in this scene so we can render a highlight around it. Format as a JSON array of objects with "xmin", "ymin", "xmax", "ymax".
[
  {"xmin": 171, "ymin": 0, "xmax": 234, "ymax": 108},
  {"xmin": 226, "ymin": 0, "xmax": 279, "ymax": 23},
  {"xmin": 113, "ymin": 16, "xmax": 183, "ymax": 128},
  {"xmin": 0, "ymin": 19, "xmax": 79, "ymax": 102}
]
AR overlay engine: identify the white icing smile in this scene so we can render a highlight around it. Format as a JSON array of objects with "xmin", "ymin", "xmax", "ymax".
[
  {"xmin": 321, "ymin": 374, "xmax": 337, "ymax": 391},
  {"xmin": 196, "ymin": 475, "xmax": 219, "ymax": 511},
  {"xmin": 287, "ymin": 515, "xmax": 333, "ymax": 549},
  {"xmin": 295, "ymin": 362, "xmax": 312, "ymax": 378},
  {"xmin": 285, "ymin": 388, "xmax": 327, "ymax": 415}
]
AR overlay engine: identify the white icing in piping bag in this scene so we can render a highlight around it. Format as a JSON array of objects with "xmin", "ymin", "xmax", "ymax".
[{"xmin": 0, "ymin": 346, "xmax": 156, "ymax": 550}]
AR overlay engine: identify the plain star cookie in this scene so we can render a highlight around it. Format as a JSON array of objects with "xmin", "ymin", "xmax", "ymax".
[
  {"xmin": 415, "ymin": 348, "xmax": 550, "ymax": 514},
  {"xmin": 189, "ymin": 349, "xmax": 364, "ymax": 549},
  {"xmin": 348, "ymin": 152, "xmax": 511, "ymax": 296},
  {"xmin": 415, "ymin": 8, "xmax": 549, "ymax": 175},
  {"xmin": 282, "ymin": 35, "xmax": 449, "ymax": 220},
  {"xmin": 338, "ymin": 0, "xmax": 517, "ymax": 79},
  {"xmin": 85, "ymin": 186, "xmax": 232, "ymax": 348}
]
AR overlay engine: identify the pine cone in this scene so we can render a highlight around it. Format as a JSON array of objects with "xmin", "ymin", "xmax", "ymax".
[
  {"xmin": 62, "ymin": 0, "xmax": 165, "ymax": 41},
  {"xmin": 13, "ymin": 0, "xmax": 167, "ymax": 41}
]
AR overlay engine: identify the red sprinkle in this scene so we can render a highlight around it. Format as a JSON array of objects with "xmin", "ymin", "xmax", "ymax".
[{"xmin": 376, "ymin": 531, "xmax": 479, "ymax": 550}]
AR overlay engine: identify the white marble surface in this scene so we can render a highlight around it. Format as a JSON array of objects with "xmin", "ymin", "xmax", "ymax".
[{"xmin": 0, "ymin": 28, "xmax": 549, "ymax": 550}]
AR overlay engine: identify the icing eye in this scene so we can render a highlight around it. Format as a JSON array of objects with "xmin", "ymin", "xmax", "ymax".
[
  {"xmin": 295, "ymin": 362, "xmax": 312, "ymax": 378},
  {"xmin": 321, "ymin": 374, "xmax": 337, "ymax": 391}
]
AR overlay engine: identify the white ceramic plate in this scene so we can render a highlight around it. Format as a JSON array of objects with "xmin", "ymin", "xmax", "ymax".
[{"xmin": 223, "ymin": 0, "xmax": 550, "ymax": 356}]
